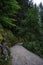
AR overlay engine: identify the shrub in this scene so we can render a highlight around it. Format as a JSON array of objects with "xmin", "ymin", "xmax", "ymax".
[
  {"xmin": 22, "ymin": 41, "xmax": 43, "ymax": 58},
  {"xmin": 6, "ymin": 30, "xmax": 18, "ymax": 47},
  {"xmin": 0, "ymin": 25, "xmax": 11, "ymax": 65}
]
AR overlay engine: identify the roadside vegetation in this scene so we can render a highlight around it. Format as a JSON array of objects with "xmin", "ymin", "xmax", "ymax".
[
  {"xmin": 22, "ymin": 41, "xmax": 43, "ymax": 58},
  {"xmin": 0, "ymin": 0, "xmax": 43, "ymax": 65}
]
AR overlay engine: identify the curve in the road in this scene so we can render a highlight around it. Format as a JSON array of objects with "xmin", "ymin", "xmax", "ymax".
[{"xmin": 10, "ymin": 45, "xmax": 43, "ymax": 65}]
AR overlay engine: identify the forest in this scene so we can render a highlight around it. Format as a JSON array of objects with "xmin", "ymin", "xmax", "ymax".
[{"xmin": 0, "ymin": 0, "xmax": 43, "ymax": 65}]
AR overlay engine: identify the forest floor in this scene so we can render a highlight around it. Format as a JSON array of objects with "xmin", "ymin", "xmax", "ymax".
[{"xmin": 10, "ymin": 44, "xmax": 43, "ymax": 65}]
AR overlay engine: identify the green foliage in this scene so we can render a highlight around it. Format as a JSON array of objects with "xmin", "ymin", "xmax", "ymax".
[
  {"xmin": 16, "ymin": 0, "xmax": 28, "ymax": 26},
  {"xmin": 16, "ymin": 4, "xmax": 40, "ymax": 41},
  {"xmin": 0, "ymin": 25, "xmax": 11, "ymax": 65},
  {"xmin": 0, "ymin": 24, "xmax": 4, "ymax": 32},
  {"xmin": 0, "ymin": 24, "xmax": 19, "ymax": 47},
  {"xmin": 25, "ymin": 6, "xmax": 39, "ymax": 35},
  {"xmin": 0, "ymin": 16, "xmax": 16, "ymax": 29},
  {"xmin": 6, "ymin": 30, "xmax": 19, "ymax": 47},
  {"xmin": 0, "ymin": 52, "xmax": 11, "ymax": 65},
  {"xmin": 23, "ymin": 41, "xmax": 43, "ymax": 58},
  {"xmin": 0, "ymin": 25, "xmax": 4, "ymax": 41},
  {"xmin": 39, "ymin": 3, "xmax": 43, "ymax": 29},
  {"xmin": 0, "ymin": 0, "xmax": 43, "ymax": 64},
  {"xmin": 0, "ymin": 0, "xmax": 20, "ymax": 14},
  {"xmin": 0, "ymin": 0, "xmax": 20, "ymax": 29},
  {"xmin": 0, "ymin": 43, "xmax": 11, "ymax": 65}
]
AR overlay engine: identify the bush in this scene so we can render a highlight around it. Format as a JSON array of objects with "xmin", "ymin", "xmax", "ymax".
[
  {"xmin": 0, "ymin": 25, "xmax": 11, "ymax": 65},
  {"xmin": 6, "ymin": 30, "xmax": 19, "ymax": 47},
  {"xmin": 22, "ymin": 41, "xmax": 43, "ymax": 58}
]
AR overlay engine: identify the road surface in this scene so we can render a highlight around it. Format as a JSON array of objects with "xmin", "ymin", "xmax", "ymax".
[{"xmin": 10, "ymin": 45, "xmax": 43, "ymax": 65}]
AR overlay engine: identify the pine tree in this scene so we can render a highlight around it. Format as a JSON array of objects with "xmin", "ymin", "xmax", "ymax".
[
  {"xmin": 16, "ymin": 1, "xmax": 40, "ymax": 41},
  {"xmin": 39, "ymin": 2, "xmax": 43, "ymax": 29}
]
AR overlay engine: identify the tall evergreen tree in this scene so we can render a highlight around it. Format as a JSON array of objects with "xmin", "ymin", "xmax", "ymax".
[
  {"xmin": 39, "ymin": 2, "xmax": 43, "ymax": 29},
  {"xmin": 16, "ymin": 1, "xmax": 40, "ymax": 41},
  {"xmin": 12, "ymin": 0, "xmax": 29, "ymax": 36},
  {"xmin": 16, "ymin": 0, "xmax": 29, "ymax": 25}
]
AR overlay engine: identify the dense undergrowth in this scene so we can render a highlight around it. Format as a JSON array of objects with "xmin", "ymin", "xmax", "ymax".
[
  {"xmin": 0, "ymin": 25, "xmax": 12, "ymax": 65},
  {"xmin": 22, "ymin": 41, "xmax": 43, "ymax": 58},
  {"xmin": 0, "ymin": 24, "xmax": 24, "ymax": 65}
]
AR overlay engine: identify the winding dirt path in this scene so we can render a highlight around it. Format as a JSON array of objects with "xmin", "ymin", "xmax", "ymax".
[{"xmin": 10, "ymin": 45, "xmax": 43, "ymax": 65}]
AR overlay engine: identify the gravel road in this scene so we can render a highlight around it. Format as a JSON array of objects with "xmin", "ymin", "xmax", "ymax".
[{"xmin": 10, "ymin": 45, "xmax": 43, "ymax": 65}]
